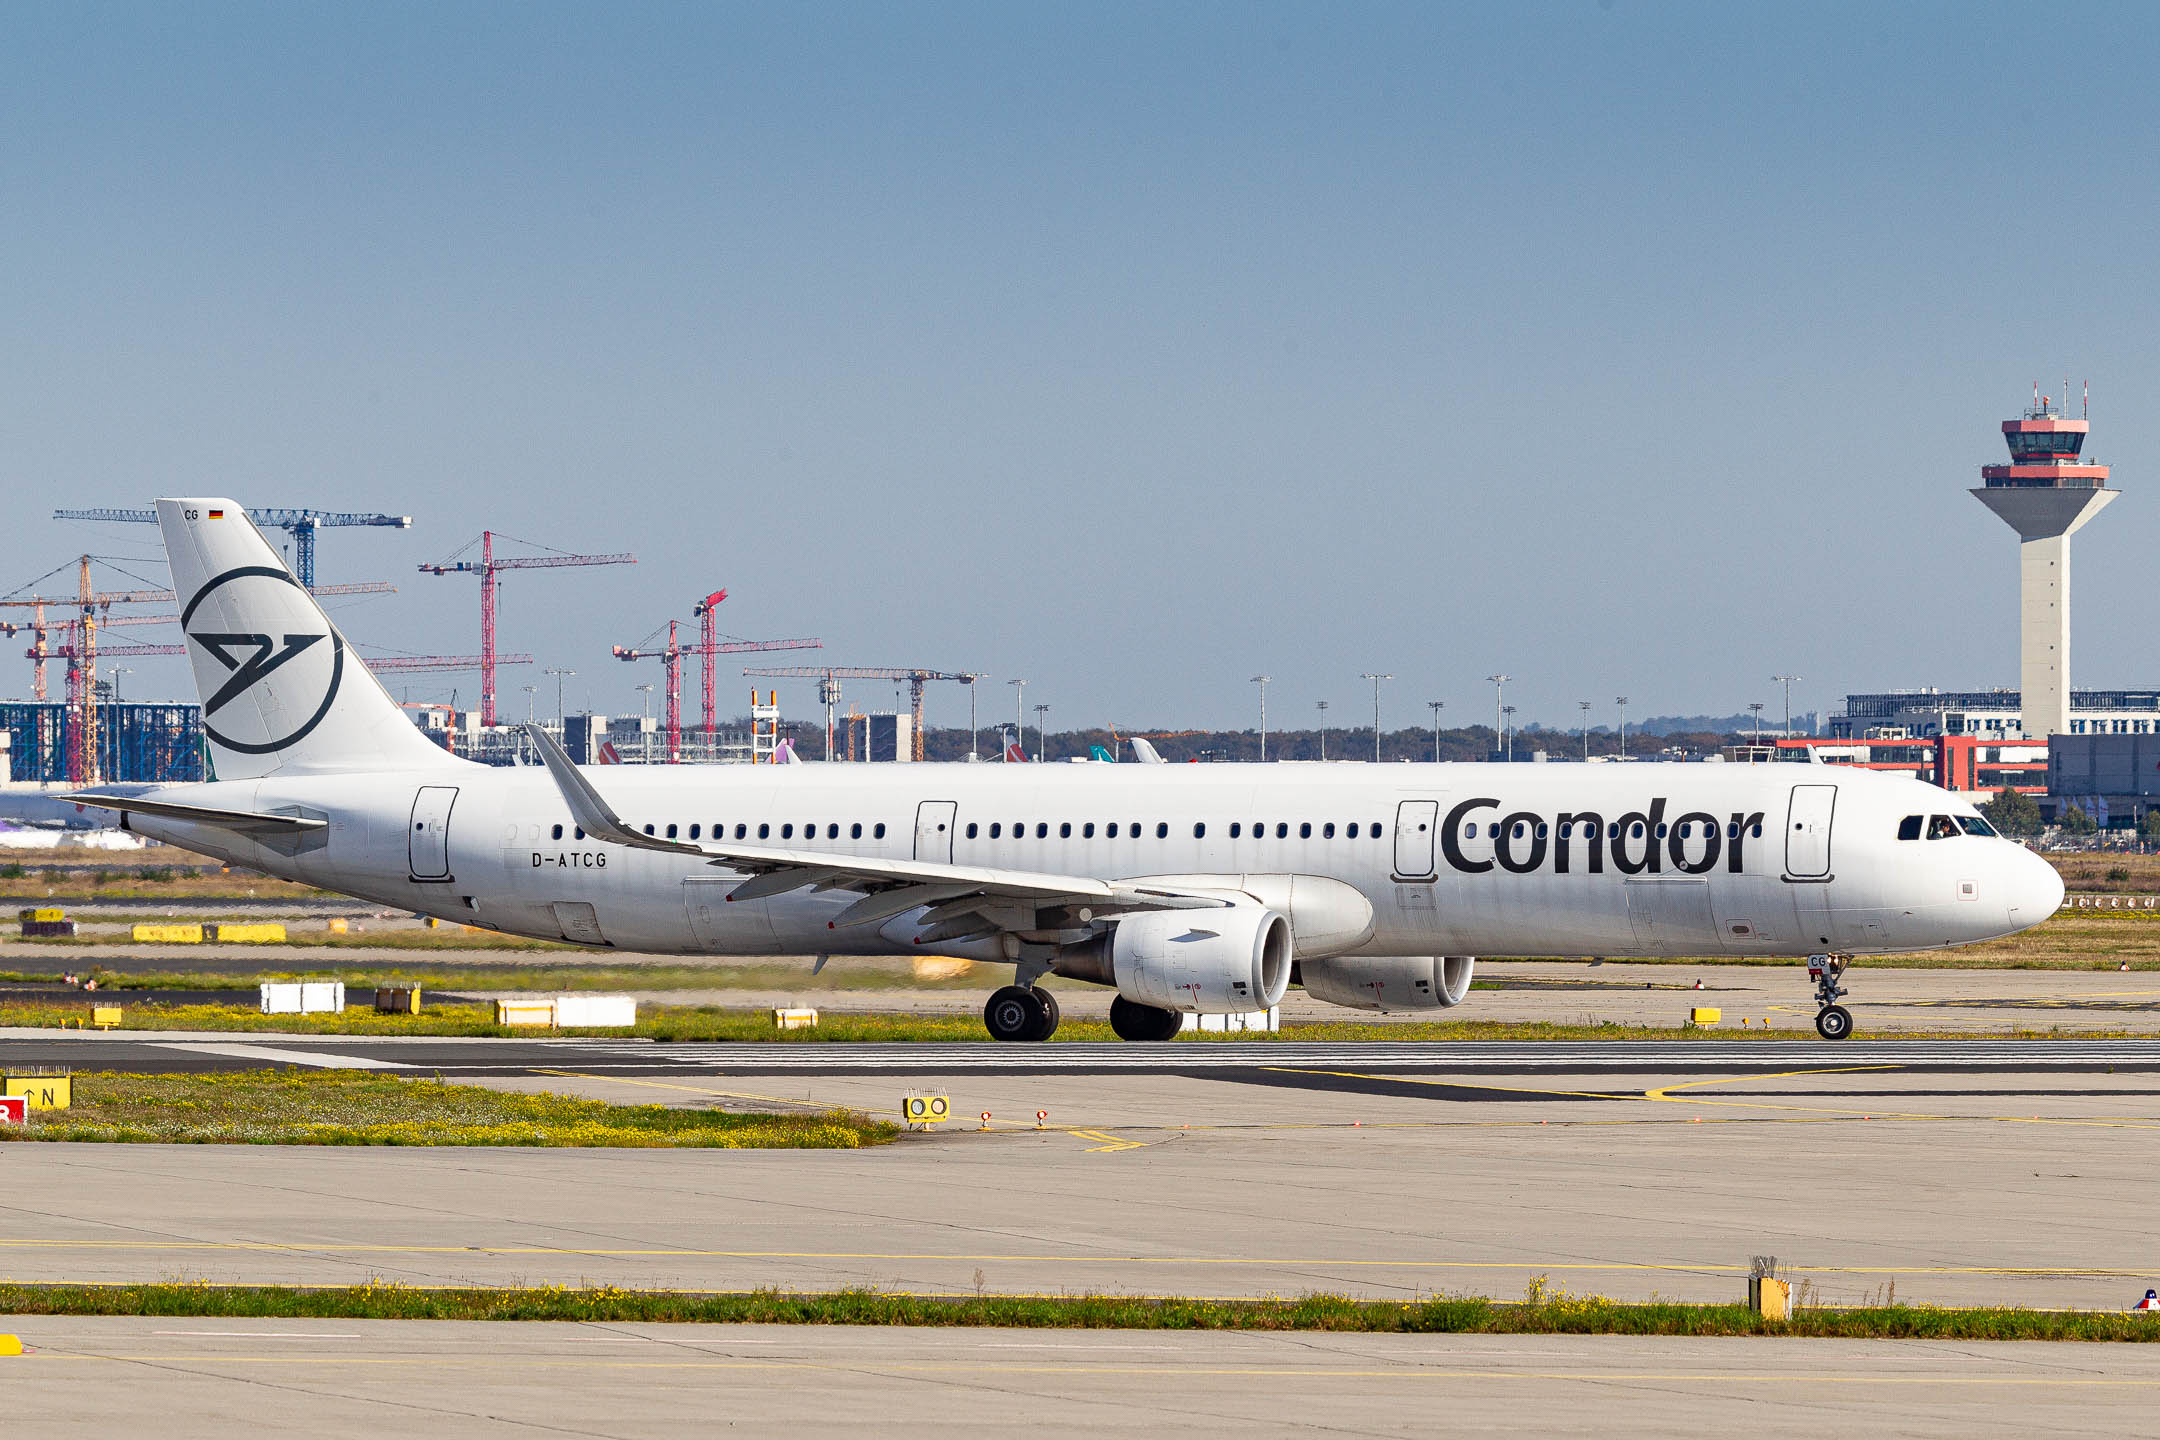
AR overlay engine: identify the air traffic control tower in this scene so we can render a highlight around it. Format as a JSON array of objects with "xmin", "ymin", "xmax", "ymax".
[{"xmin": 1971, "ymin": 389, "xmax": 2115, "ymax": 739}]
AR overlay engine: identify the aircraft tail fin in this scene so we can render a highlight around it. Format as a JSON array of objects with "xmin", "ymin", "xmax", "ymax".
[
  {"xmin": 1129, "ymin": 737, "xmax": 1166, "ymax": 764},
  {"xmin": 158, "ymin": 498, "xmax": 456, "ymax": 780}
]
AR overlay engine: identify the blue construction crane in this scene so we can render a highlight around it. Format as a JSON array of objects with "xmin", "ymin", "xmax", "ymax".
[{"xmin": 52, "ymin": 507, "xmax": 413, "ymax": 588}]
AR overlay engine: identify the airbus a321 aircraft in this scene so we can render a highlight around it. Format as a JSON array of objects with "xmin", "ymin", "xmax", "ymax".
[{"xmin": 73, "ymin": 501, "xmax": 2064, "ymax": 1042}]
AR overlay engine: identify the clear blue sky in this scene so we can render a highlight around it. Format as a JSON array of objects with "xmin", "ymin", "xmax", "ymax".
[{"xmin": 5, "ymin": 3, "xmax": 2158, "ymax": 734}]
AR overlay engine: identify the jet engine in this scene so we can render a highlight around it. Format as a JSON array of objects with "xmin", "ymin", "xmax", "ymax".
[
  {"xmin": 1102, "ymin": 905, "xmax": 1293, "ymax": 1014},
  {"xmin": 1297, "ymin": 955, "xmax": 1475, "ymax": 1012}
]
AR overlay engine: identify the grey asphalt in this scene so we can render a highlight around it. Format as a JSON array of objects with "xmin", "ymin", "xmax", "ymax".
[
  {"xmin": 8, "ymin": 1319, "xmax": 2160, "ymax": 1438},
  {"xmin": 5, "ymin": 1048, "xmax": 2158, "ymax": 1311}
]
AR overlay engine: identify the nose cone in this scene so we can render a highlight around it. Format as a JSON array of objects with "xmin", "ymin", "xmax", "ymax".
[{"xmin": 2006, "ymin": 844, "xmax": 2064, "ymax": 930}]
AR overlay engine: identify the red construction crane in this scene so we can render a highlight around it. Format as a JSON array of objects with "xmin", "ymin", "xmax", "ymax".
[
  {"xmin": 614, "ymin": 601, "xmax": 819, "ymax": 763},
  {"xmin": 418, "ymin": 531, "xmax": 635, "ymax": 727},
  {"xmin": 366, "ymin": 652, "xmax": 536, "ymax": 674}
]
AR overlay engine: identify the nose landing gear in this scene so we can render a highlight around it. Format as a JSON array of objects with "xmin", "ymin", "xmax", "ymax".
[{"xmin": 1808, "ymin": 954, "xmax": 1854, "ymax": 1040}]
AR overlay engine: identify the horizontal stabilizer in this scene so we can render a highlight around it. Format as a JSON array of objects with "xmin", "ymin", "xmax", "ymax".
[{"xmin": 63, "ymin": 793, "xmax": 328, "ymax": 833}]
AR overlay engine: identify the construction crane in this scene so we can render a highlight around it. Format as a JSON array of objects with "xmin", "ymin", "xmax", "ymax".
[
  {"xmin": 419, "ymin": 531, "xmax": 635, "ymax": 728},
  {"xmin": 614, "ymin": 601, "xmax": 819, "ymax": 763},
  {"xmin": 742, "ymin": 667, "xmax": 980, "ymax": 762},
  {"xmin": 0, "ymin": 556, "xmax": 394, "ymax": 780},
  {"xmin": 366, "ymin": 652, "xmax": 536, "ymax": 674},
  {"xmin": 52, "ymin": 507, "xmax": 413, "ymax": 588}
]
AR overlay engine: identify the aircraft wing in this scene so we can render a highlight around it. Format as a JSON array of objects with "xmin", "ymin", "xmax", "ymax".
[
  {"xmin": 519, "ymin": 724, "xmax": 1226, "ymax": 937},
  {"xmin": 62, "ymin": 793, "xmax": 328, "ymax": 834}
]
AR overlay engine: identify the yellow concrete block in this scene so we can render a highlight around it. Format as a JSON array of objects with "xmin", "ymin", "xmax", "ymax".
[
  {"xmin": 91, "ymin": 1006, "xmax": 122, "ymax": 1030},
  {"xmin": 205, "ymin": 923, "xmax": 287, "ymax": 943},
  {"xmin": 19, "ymin": 907, "xmax": 64, "ymax": 923},
  {"xmin": 130, "ymin": 923, "xmax": 204, "ymax": 944},
  {"xmin": 1689, "ymin": 1007, "xmax": 1721, "ymax": 1026},
  {"xmin": 325, "ymin": 917, "xmax": 349, "ymax": 935},
  {"xmin": 1750, "ymin": 1276, "xmax": 1791, "ymax": 1321},
  {"xmin": 771, "ymin": 1007, "xmax": 819, "ymax": 1030},
  {"xmin": 496, "ymin": 999, "xmax": 555, "ymax": 1027},
  {"xmin": 5, "ymin": 1074, "xmax": 71, "ymax": 1110},
  {"xmin": 0, "ymin": 1334, "xmax": 21, "ymax": 1356}
]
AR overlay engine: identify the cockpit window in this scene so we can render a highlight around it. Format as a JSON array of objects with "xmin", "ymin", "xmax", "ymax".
[
  {"xmin": 1897, "ymin": 815, "xmax": 1923, "ymax": 841},
  {"xmin": 1957, "ymin": 815, "xmax": 1999, "ymax": 838},
  {"xmin": 1927, "ymin": 814, "xmax": 1960, "ymax": 840}
]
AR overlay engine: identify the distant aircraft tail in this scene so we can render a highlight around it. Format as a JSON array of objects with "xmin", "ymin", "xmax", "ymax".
[
  {"xmin": 1129, "ymin": 737, "xmax": 1166, "ymax": 764},
  {"xmin": 157, "ymin": 498, "xmax": 457, "ymax": 780}
]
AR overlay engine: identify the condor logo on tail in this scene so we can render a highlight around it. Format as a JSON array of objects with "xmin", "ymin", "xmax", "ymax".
[{"xmin": 181, "ymin": 565, "xmax": 345, "ymax": 755}]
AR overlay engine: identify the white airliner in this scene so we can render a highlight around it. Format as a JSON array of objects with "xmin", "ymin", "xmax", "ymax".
[{"xmin": 72, "ymin": 501, "xmax": 2064, "ymax": 1042}]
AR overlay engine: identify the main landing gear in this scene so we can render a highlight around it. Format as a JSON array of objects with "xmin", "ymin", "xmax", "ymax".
[
  {"xmin": 1808, "ymin": 954, "xmax": 1854, "ymax": 1040},
  {"xmin": 984, "ymin": 985, "xmax": 1061, "ymax": 1043}
]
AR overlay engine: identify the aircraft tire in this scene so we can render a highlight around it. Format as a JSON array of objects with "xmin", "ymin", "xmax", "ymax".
[
  {"xmin": 1109, "ymin": 995, "xmax": 1183, "ymax": 1043},
  {"xmin": 1814, "ymin": 1004, "xmax": 1854, "ymax": 1041},
  {"xmin": 1031, "ymin": 987, "xmax": 1061, "ymax": 1041},
  {"xmin": 985, "ymin": 986, "xmax": 1049, "ymax": 1043}
]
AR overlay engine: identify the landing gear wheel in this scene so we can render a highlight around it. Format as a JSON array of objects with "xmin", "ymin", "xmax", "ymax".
[
  {"xmin": 1109, "ymin": 995, "xmax": 1183, "ymax": 1043},
  {"xmin": 1032, "ymin": 987, "xmax": 1060, "ymax": 1041},
  {"xmin": 1815, "ymin": 1004, "xmax": 1854, "ymax": 1041},
  {"xmin": 984, "ymin": 985, "xmax": 1050, "ymax": 1043}
]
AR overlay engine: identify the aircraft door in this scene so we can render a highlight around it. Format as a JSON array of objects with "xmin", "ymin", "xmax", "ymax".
[
  {"xmin": 1393, "ymin": 800, "xmax": 1440, "ymax": 880},
  {"xmin": 408, "ymin": 786, "xmax": 458, "ymax": 881},
  {"xmin": 914, "ymin": 801, "xmax": 958, "ymax": 864},
  {"xmin": 1785, "ymin": 784, "xmax": 1837, "ymax": 879}
]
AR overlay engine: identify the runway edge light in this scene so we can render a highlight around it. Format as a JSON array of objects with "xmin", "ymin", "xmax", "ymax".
[{"xmin": 900, "ymin": 1094, "xmax": 950, "ymax": 1128}]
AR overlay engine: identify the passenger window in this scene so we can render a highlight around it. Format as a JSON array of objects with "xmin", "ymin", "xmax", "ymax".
[
  {"xmin": 1509, "ymin": 822, "xmax": 1522, "ymax": 839},
  {"xmin": 1324, "ymin": 823, "xmax": 1336, "ymax": 839},
  {"xmin": 1608, "ymin": 823, "xmax": 1620, "ymax": 839},
  {"xmin": 1655, "ymin": 823, "xmax": 1667, "ymax": 839},
  {"xmin": 689, "ymin": 824, "xmax": 700, "ymax": 839},
  {"xmin": 574, "ymin": 826, "xmax": 585, "ymax": 840},
  {"xmin": 781, "ymin": 824, "xmax": 793, "ymax": 840},
  {"xmin": 1194, "ymin": 822, "xmax": 1206, "ymax": 838},
  {"xmin": 1535, "ymin": 823, "xmax": 1547, "ymax": 840},
  {"xmin": 1346, "ymin": 822, "xmax": 1359, "ymax": 839},
  {"xmin": 1465, "ymin": 824, "xmax": 1477, "ymax": 838},
  {"xmin": 1751, "ymin": 823, "xmax": 1762, "ymax": 838},
  {"xmin": 851, "ymin": 822, "xmax": 863, "ymax": 839},
  {"xmin": 1630, "ymin": 823, "xmax": 1644, "ymax": 838},
  {"xmin": 990, "ymin": 822, "xmax": 1002, "ymax": 838},
  {"xmin": 1727, "ymin": 822, "xmax": 1739, "ymax": 839},
  {"xmin": 1105, "ymin": 822, "xmax": 1117, "ymax": 838},
  {"xmin": 551, "ymin": 824, "xmax": 563, "ymax": 840},
  {"xmin": 1927, "ymin": 814, "xmax": 1960, "ymax": 840},
  {"xmin": 1230, "ymin": 822, "xmax": 1242, "ymax": 838},
  {"xmin": 1371, "ymin": 823, "xmax": 1383, "ymax": 839},
  {"xmin": 758, "ymin": 823, "xmax": 770, "ymax": 839},
  {"xmin": 1156, "ymin": 822, "xmax": 1169, "ymax": 839},
  {"xmin": 1300, "ymin": 822, "xmax": 1312, "ymax": 839},
  {"xmin": 1060, "ymin": 822, "xmax": 1072, "ymax": 839},
  {"xmin": 966, "ymin": 822, "xmax": 978, "ymax": 839},
  {"xmin": 1276, "ymin": 823, "xmax": 1289, "ymax": 839},
  {"xmin": 735, "ymin": 824, "xmax": 747, "ymax": 840},
  {"xmin": 1488, "ymin": 823, "xmax": 1500, "ymax": 839},
  {"xmin": 828, "ymin": 823, "xmax": 840, "ymax": 840},
  {"xmin": 874, "ymin": 823, "xmax": 886, "ymax": 839},
  {"xmin": 643, "ymin": 824, "xmax": 655, "ymax": 836},
  {"xmin": 1037, "ymin": 823, "xmax": 1049, "ymax": 839},
  {"xmin": 1897, "ymin": 815, "xmax": 1923, "ymax": 841}
]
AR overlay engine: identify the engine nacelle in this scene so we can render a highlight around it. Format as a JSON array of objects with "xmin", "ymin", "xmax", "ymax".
[
  {"xmin": 1298, "ymin": 955, "xmax": 1475, "ymax": 1012},
  {"xmin": 1108, "ymin": 905, "xmax": 1293, "ymax": 1013}
]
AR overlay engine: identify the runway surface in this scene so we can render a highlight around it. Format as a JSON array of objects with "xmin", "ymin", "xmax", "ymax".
[
  {"xmin": 5, "ymin": 1030, "xmax": 2159, "ymax": 1311},
  {"xmin": 10, "ymin": 1030, "xmax": 2160, "ymax": 1075},
  {"xmin": 10, "ymin": 1319, "xmax": 2159, "ymax": 1438}
]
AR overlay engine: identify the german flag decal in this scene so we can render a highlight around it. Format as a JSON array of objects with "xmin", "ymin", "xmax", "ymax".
[{"xmin": 206, "ymin": 509, "xmax": 225, "ymax": 519}]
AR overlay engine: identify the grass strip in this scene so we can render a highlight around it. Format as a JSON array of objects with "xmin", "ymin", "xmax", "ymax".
[
  {"xmin": 2, "ymin": 1283, "xmax": 2155, "ymax": 1340},
  {"xmin": 0, "ymin": 1070, "xmax": 892, "ymax": 1148}
]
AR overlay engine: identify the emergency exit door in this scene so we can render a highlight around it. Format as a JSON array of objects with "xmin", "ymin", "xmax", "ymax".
[
  {"xmin": 1393, "ymin": 799, "xmax": 1440, "ymax": 880},
  {"xmin": 1784, "ymin": 784, "xmax": 1837, "ymax": 879},
  {"xmin": 408, "ymin": 786, "xmax": 458, "ymax": 881},
  {"xmin": 914, "ymin": 801, "xmax": 957, "ymax": 864}
]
